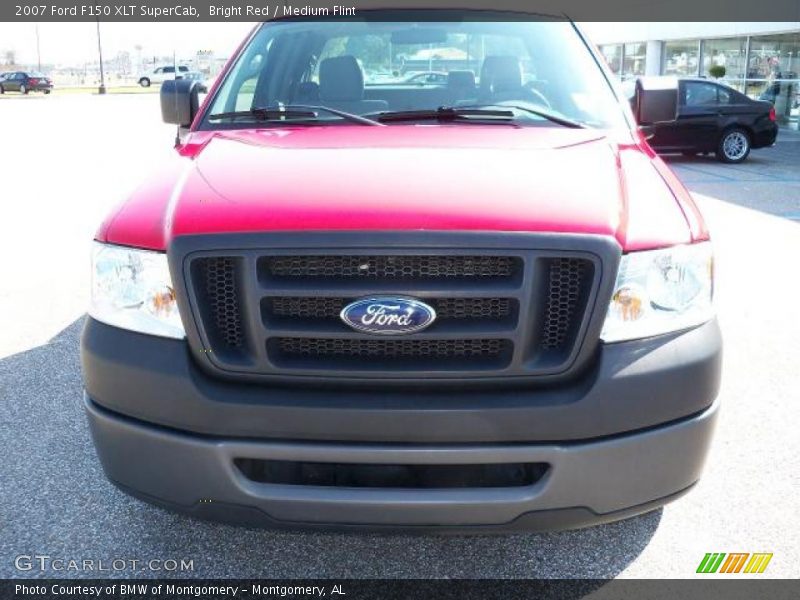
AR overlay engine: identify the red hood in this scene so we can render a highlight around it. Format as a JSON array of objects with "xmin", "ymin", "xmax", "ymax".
[{"xmin": 99, "ymin": 125, "xmax": 697, "ymax": 251}]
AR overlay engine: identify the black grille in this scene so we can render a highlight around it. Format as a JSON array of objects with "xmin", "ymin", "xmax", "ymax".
[
  {"xmin": 264, "ymin": 255, "xmax": 518, "ymax": 279},
  {"xmin": 275, "ymin": 338, "xmax": 509, "ymax": 358},
  {"xmin": 268, "ymin": 297, "xmax": 512, "ymax": 321},
  {"xmin": 184, "ymin": 238, "xmax": 604, "ymax": 381},
  {"xmin": 541, "ymin": 258, "xmax": 591, "ymax": 351},
  {"xmin": 193, "ymin": 257, "xmax": 245, "ymax": 351}
]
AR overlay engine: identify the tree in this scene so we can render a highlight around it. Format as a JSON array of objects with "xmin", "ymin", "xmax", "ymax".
[
  {"xmin": 3, "ymin": 49, "xmax": 15, "ymax": 66},
  {"xmin": 345, "ymin": 35, "xmax": 389, "ymax": 69},
  {"xmin": 709, "ymin": 65, "xmax": 726, "ymax": 79}
]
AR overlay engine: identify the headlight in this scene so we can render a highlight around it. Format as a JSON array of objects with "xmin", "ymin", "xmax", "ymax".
[
  {"xmin": 600, "ymin": 242, "xmax": 713, "ymax": 342},
  {"xmin": 90, "ymin": 242, "xmax": 185, "ymax": 339}
]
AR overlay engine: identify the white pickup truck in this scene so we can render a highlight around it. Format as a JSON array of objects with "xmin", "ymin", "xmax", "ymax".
[{"xmin": 137, "ymin": 65, "xmax": 189, "ymax": 87}]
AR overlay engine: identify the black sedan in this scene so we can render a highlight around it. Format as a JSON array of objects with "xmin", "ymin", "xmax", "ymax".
[
  {"xmin": 629, "ymin": 77, "xmax": 778, "ymax": 163},
  {"xmin": 0, "ymin": 71, "xmax": 53, "ymax": 95}
]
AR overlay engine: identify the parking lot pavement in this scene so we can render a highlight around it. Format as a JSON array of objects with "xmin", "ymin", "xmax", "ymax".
[
  {"xmin": 665, "ymin": 128, "xmax": 800, "ymax": 222},
  {"xmin": 0, "ymin": 94, "xmax": 798, "ymax": 579}
]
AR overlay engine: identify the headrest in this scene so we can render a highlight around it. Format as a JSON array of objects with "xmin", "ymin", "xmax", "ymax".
[
  {"xmin": 480, "ymin": 56, "xmax": 523, "ymax": 93},
  {"xmin": 447, "ymin": 70, "xmax": 476, "ymax": 90},
  {"xmin": 319, "ymin": 56, "xmax": 364, "ymax": 101},
  {"xmin": 295, "ymin": 81, "xmax": 320, "ymax": 102}
]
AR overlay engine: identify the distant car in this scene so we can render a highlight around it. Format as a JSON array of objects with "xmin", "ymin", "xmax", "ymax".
[
  {"xmin": 631, "ymin": 77, "xmax": 778, "ymax": 163},
  {"xmin": 404, "ymin": 71, "xmax": 448, "ymax": 85},
  {"xmin": 0, "ymin": 71, "xmax": 53, "ymax": 95},
  {"xmin": 137, "ymin": 65, "xmax": 190, "ymax": 88},
  {"xmin": 182, "ymin": 71, "xmax": 209, "ymax": 93}
]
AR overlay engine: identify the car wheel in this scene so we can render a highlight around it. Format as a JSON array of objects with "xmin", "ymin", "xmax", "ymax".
[
  {"xmin": 717, "ymin": 128, "xmax": 751, "ymax": 163},
  {"xmin": 139, "ymin": 78, "xmax": 151, "ymax": 87},
  {"xmin": 44, "ymin": 90, "xmax": 51, "ymax": 95},
  {"xmin": 0, "ymin": 84, "xmax": 4, "ymax": 94},
  {"xmin": 20, "ymin": 84, "xmax": 28, "ymax": 95}
]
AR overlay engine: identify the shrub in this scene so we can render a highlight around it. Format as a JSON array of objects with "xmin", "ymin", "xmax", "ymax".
[{"xmin": 709, "ymin": 65, "xmax": 726, "ymax": 79}]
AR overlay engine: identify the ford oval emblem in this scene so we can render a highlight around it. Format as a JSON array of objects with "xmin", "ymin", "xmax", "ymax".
[{"xmin": 340, "ymin": 297, "xmax": 437, "ymax": 335}]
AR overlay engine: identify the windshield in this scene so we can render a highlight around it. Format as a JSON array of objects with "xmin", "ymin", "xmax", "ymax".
[{"xmin": 204, "ymin": 15, "xmax": 627, "ymax": 129}]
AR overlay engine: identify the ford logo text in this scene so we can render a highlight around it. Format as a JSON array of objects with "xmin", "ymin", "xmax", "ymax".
[{"xmin": 340, "ymin": 297, "xmax": 437, "ymax": 335}]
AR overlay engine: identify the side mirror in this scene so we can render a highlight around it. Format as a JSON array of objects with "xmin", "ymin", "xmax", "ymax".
[
  {"xmin": 634, "ymin": 77, "xmax": 678, "ymax": 125},
  {"xmin": 160, "ymin": 78, "xmax": 199, "ymax": 127}
]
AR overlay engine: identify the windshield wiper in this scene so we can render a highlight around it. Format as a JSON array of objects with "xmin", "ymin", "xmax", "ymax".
[
  {"xmin": 460, "ymin": 104, "xmax": 587, "ymax": 129},
  {"xmin": 208, "ymin": 107, "xmax": 318, "ymax": 122},
  {"xmin": 369, "ymin": 107, "xmax": 516, "ymax": 124},
  {"xmin": 282, "ymin": 104, "xmax": 383, "ymax": 126},
  {"xmin": 208, "ymin": 104, "xmax": 381, "ymax": 126}
]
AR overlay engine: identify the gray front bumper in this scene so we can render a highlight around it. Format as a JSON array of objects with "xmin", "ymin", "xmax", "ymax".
[
  {"xmin": 86, "ymin": 395, "xmax": 718, "ymax": 531},
  {"xmin": 82, "ymin": 318, "xmax": 722, "ymax": 444}
]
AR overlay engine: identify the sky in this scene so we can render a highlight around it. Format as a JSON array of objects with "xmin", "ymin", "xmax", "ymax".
[{"xmin": 0, "ymin": 22, "xmax": 257, "ymax": 66}]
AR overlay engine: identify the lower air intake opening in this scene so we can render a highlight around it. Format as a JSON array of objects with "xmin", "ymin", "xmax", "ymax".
[{"xmin": 235, "ymin": 459, "xmax": 549, "ymax": 489}]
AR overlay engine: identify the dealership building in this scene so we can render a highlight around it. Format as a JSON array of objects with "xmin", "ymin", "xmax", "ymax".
[{"xmin": 584, "ymin": 22, "xmax": 800, "ymax": 129}]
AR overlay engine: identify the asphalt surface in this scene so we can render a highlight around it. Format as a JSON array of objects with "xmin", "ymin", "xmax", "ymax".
[{"xmin": 0, "ymin": 94, "xmax": 798, "ymax": 580}]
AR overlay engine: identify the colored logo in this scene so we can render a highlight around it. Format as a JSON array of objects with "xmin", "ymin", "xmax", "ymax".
[
  {"xmin": 696, "ymin": 553, "xmax": 773, "ymax": 574},
  {"xmin": 340, "ymin": 297, "xmax": 436, "ymax": 335}
]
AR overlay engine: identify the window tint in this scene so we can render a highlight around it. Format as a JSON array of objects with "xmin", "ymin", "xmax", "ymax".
[
  {"xmin": 717, "ymin": 86, "xmax": 731, "ymax": 104},
  {"xmin": 178, "ymin": 66, "xmax": 189, "ymax": 72},
  {"xmin": 163, "ymin": 66, "xmax": 175, "ymax": 74},
  {"xmin": 684, "ymin": 81, "xmax": 720, "ymax": 106}
]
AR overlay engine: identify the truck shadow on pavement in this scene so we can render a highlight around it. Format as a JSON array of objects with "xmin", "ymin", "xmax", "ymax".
[{"xmin": 0, "ymin": 318, "xmax": 661, "ymax": 581}]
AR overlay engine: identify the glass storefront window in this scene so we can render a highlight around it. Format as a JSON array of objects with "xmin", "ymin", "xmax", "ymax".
[
  {"xmin": 600, "ymin": 43, "xmax": 622, "ymax": 76},
  {"xmin": 663, "ymin": 40, "xmax": 700, "ymax": 76},
  {"xmin": 747, "ymin": 32, "xmax": 800, "ymax": 127},
  {"xmin": 702, "ymin": 37, "xmax": 747, "ymax": 81},
  {"xmin": 748, "ymin": 32, "xmax": 800, "ymax": 79},
  {"xmin": 622, "ymin": 42, "xmax": 646, "ymax": 79},
  {"xmin": 598, "ymin": 42, "xmax": 643, "ymax": 80}
]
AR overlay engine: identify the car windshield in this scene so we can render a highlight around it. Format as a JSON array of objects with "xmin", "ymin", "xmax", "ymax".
[{"xmin": 204, "ymin": 14, "xmax": 627, "ymax": 129}]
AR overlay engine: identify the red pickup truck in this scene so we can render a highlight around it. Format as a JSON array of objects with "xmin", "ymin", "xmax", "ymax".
[{"xmin": 82, "ymin": 12, "xmax": 721, "ymax": 532}]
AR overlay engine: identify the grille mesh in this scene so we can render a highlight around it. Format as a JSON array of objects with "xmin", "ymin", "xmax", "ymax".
[
  {"xmin": 276, "ymin": 338, "xmax": 509, "ymax": 359},
  {"xmin": 199, "ymin": 257, "xmax": 244, "ymax": 349},
  {"xmin": 265, "ymin": 255, "xmax": 517, "ymax": 279},
  {"xmin": 436, "ymin": 298, "xmax": 511, "ymax": 320},
  {"xmin": 541, "ymin": 258, "xmax": 590, "ymax": 350},
  {"xmin": 269, "ymin": 297, "xmax": 512, "ymax": 321}
]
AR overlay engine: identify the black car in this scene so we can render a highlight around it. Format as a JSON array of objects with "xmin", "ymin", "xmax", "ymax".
[
  {"xmin": 629, "ymin": 77, "xmax": 778, "ymax": 163},
  {"xmin": 0, "ymin": 71, "xmax": 53, "ymax": 95}
]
